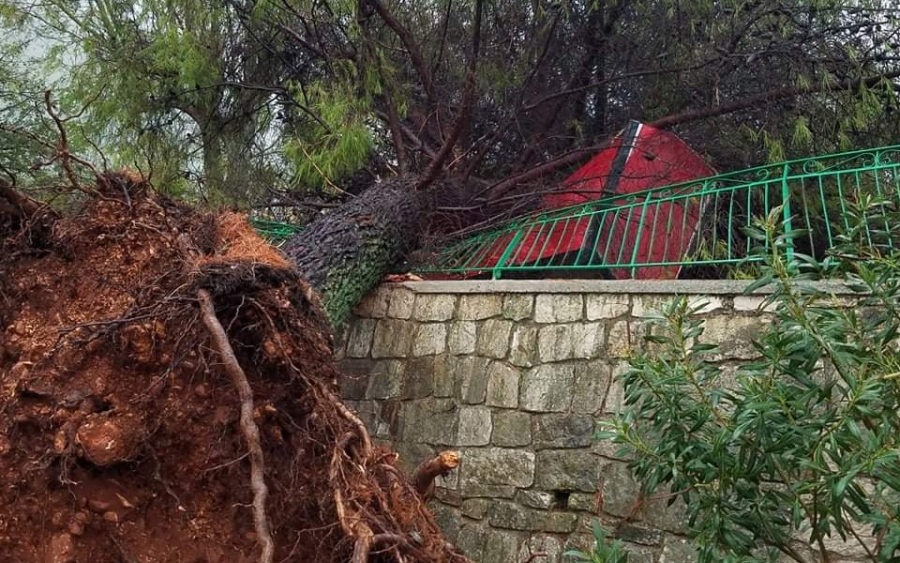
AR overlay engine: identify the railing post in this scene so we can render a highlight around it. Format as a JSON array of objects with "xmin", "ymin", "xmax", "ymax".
[
  {"xmin": 781, "ymin": 163, "xmax": 796, "ymax": 265},
  {"xmin": 493, "ymin": 229, "xmax": 525, "ymax": 280},
  {"xmin": 629, "ymin": 197, "xmax": 653, "ymax": 278}
]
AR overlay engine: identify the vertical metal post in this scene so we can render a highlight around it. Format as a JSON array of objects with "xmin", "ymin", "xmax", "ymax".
[
  {"xmin": 493, "ymin": 229, "xmax": 525, "ymax": 280},
  {"xmin": 781, "ymin": 163, "xmax": 795, "ymax": 264},
  {"xmin": 629, "ymin": 197, "xmax": 653, "ymax": 278}
]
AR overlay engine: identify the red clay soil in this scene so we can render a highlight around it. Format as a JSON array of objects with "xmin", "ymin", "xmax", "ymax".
[{"xmin": 0, "ymin": 175, "xmax": 462, "ymax": 563}]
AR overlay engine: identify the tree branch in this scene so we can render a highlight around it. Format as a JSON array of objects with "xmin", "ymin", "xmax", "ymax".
[
  {"xmin": 650, "ymin": 70, "xmax": 900, "ymax": 129},
  {"xmin": 417, "ymin": 0, "xmax": 484, "ymax": 190},
  {"xmin": 487, "ymin": 145, "xmax": 602, "ymax": 199},
  {"xmin": 369, "ymin": 0, "xmax": 435, "ymax": 102},
  {"xmin": 488, "ymin": 69, "xmax": 900, "ymax": 200}
]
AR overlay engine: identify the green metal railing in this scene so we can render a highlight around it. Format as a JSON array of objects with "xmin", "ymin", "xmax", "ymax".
[
  {"xmin": 249, "ymin": 218, "xmax": 305, "ymax": 245},
  {"xmin": 418, "ymin": 144, "xmax": 900, "ymax": 279}
]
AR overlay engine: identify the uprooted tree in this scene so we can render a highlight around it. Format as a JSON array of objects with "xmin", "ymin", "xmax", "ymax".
[
  {"xmin": 2, "ymin": 1, "xmax": 900, "ymax": 562},
  {"xmin": 0, "ymin": 163, "xmax": 464, "ymax": 562},
  {"xmin": 6, "ymin": 0, "xmax": 900, "ymax": 322}
]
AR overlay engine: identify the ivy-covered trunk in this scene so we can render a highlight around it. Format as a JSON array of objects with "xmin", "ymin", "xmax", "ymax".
[{"xmin": 282, "ymin": 177, "xmax": 424, "ymax": 326}]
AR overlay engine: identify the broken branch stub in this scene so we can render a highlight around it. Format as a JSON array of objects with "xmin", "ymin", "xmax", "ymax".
[{"xmin": 413, "ymin": 451, "xmax": 460, "ymax": 501}]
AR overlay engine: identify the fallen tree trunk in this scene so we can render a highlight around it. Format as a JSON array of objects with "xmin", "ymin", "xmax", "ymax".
[{"xmin": 282, "ymin": 177, "xmax": 425, "ymax": 326}]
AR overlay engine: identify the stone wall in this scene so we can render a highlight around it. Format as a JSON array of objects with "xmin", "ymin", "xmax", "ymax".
[{"xmin": 335, "ymin": 280, "xmax": 854, "ymax": 563}]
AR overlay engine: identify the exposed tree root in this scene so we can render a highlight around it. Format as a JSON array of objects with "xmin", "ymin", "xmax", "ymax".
[
  {"xmin": 0, "ymin": 175, "xmax": 470, "ymax": 562},
  {"xmin": 197, "ymin": 288, "xmax": 275, "ymax": 563}
]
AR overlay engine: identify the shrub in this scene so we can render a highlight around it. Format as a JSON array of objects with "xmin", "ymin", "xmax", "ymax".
[{"xmin": 598, "ymin": 200, "xmax": 900, "ymax": 562}]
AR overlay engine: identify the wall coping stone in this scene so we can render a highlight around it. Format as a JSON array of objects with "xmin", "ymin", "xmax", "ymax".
[{"xmin": 393, "ymin": 279, "xmax": 859, "ymax": 295}]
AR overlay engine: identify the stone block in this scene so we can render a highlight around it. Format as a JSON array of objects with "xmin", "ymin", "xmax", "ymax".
[
  {"xmin": 461, "ymin": 498, "xmax": 491, "ymax": 519},
  {"xmin": 401, "ymin": 399, "xmax": 458, "ymax": 445},
  {"xmin": 371, "ymin": 319, "xmax": 416, "ymax": 358},
  {"xmin": 477, "ymin": 319, "xmax": 513, "ymax": 359},
  {"xmin": 642, "ymin": 491, "xmax": 689, "ymax": 534},
  {"xmin": 394, "ymin": 441, "xmax": 436, "ymax": 474},
  {"xmin": 520, "ymin": 364, "xmax": 575, "ymax": 412},
  {"xmin": 345, "ymin": 318, "xmax": 377, "ymax": 358},
  {"xmin": 413, "ymin": 294, "xmax": 457, "ymax": 321},
  {"xmin": 700, "ymin": 315, "xmax": 766, "ymax": 360},
  {"xmin": 458, "ymin": 406, "xmax": 492, "ymax": 446},
  {"xmin": 492, "ymin": 411, "xmax": 532, "ymax": 447},
  {"xmin": 568, "ymin": 492, "xmax": 598, "ymax": 512},
  {"xmin": 818, "ymin": 539, "xmax": 873, "ymax": 561},
  {"xmin": 532, "ymin": 414, "xmax": 595, "ymax": 449},
  {"xmin": 509, "ymin": 325, "xmax": 538, "ymax": 367},
  {"xmin": 586, "ymin": 295, "xmax": 631, "ymax": 319},
  {"xmin": 503, "ymin": 294, "xmax": 534, "ymax": 320},
  {"xmin": 401, "ymin": 357, "xmax": 437, "ymax": 399},
  {"xmin": 433, "ymin": 354, "xmax": 454, "ymax": 397},
  {"xmin": 338, "ymin": 359, "xmax": 373, "ymax": 400},
  {"xmin": 387, "ymin": 288, "xmax": 415, "ymax": 319},
  {"xmin": 459, "ymin": 483, "xmax": 518, "ymax": 498},
  {"xmin": 333, "ymin": 330, "xmax": 347, "ymax": 362},
  {"xmin": 412, "ymin": 323, "xmax": 448, "ymax": 356},
  {"xmin": 572, "ymin": 362, "xmax": 612, "ymax": 414},
  {"xmin": 687, "ymin": 295, "xmax": 723, "ymax": 314},
  {"xmin": 535, "ymin": 294, "xmax": 584, "ymax": 323},
  {"xmin": 458, "ymin": 294, "xmax": 502, "ymax": 320},
  {"xmin": 453, "ymin": 356, "xmax": 492, "ymax": 404},
  {"xmin": 488, "ymin": 500, "xmax": 579, "ymax": 532},
  {"xmin": 537, "ymin": 323, "xmax": 604, "ymax": 362},
  {"xmin": 484, "ymin": 529, "xmax": 523, "ymax": 563},
  {"xmin": 365, "ymin": 361, "xmax": 406, "ymax": 399},
  {"xmin": 461, "ymin": 448, "xmax": 536, "ymax": 490},
  {"xmin": 536, "ymin": 450, "xmax": 605, "ymax": 492},
  {"xmin": 614, "ymin": 523, "xmax": 662, "ymax": 546},
  {"xmin": 564, "ymin": 532, "xmax": 595, "ymax": 555},
  {"xmin": 353, "ymin": 400, "xmax": 391, "ymax": 439},
  {"xmin": 486, "ymin": 361, "xmax": 520, "ymax": 408},
  {"xmin": 660, "ymin": 538, "xmax": 698, "ymax": 563},
  {"xmin": 434, "ymin": 487, "xmax": 461, "ymax": 509},
  {"xmin": 448, "ymin": 321, "xmax": 477, "ymax": 355},
  {"xmin": 607, "ymin": 320, "xmax": 642, "ymax": 358},
  {"xmin": 456, "ymin": 524, "xmax": 487, "ymax": 561},
  {"xmin": 622, "ymin": 544, "xmax": 661, "ymax": 563},
  {"xmin": 517, "ymin": 535, "xmax": 564, "ymax": 563},
  {"xmin": 432, "ymin": 502, "xmax": 461, "ymax": 542},
  {"xmin": 631, "ymin": 295, "xmax": 670, "ymax": 318},
  {"xmin": 353, "ymin": 286, "xmax": 391, "ymax": 318},
  {"xmin": 436, "ymin": 466, "xmax": 459, "ymax": 491},
  {"xmin": 516, "ymin": 489, "xmax": 554, "ymax": 510},
  {"xmin": 733, "ymin": 295, "xmax": 776, "ymax": 312},
  {"xmin": 604, "ymin": 363, "xmax": 628, "ymax": 414},
  {"xmin": 601, "ymin": 462, "xmax": 643, "ymax": 517}
]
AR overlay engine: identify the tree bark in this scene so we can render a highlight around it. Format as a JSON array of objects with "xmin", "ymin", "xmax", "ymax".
[{"xmin": 282, "ymin": 177, "xmax": 424, "ymax": 326}]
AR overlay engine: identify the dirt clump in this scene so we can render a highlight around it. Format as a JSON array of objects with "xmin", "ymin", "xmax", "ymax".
[{"xmin": 0, "ymin": 175, "xmax": 463, "ymax": 562}]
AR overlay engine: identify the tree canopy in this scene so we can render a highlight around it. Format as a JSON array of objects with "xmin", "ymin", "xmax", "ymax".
[{"xmin": 2, "ymin": 0, "xmax": 899, "ymax": 217}]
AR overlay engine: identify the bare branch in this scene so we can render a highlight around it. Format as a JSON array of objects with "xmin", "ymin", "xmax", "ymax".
[
  {"xmin": 417, "ymin": 0, "xmax": 485, "ymax": 190},
  {"xmin": 369, "ymin": 0, "xmax": 435, "ymax": 102},
  {"xmin": 650, "ymin": 70, "xmax": 900, "ymax": 129}
]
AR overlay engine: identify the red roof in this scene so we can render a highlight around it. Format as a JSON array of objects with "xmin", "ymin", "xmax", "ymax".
[{"xmin": 435, "ymin": 121, "xmax": 716, "ymax": 279}]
